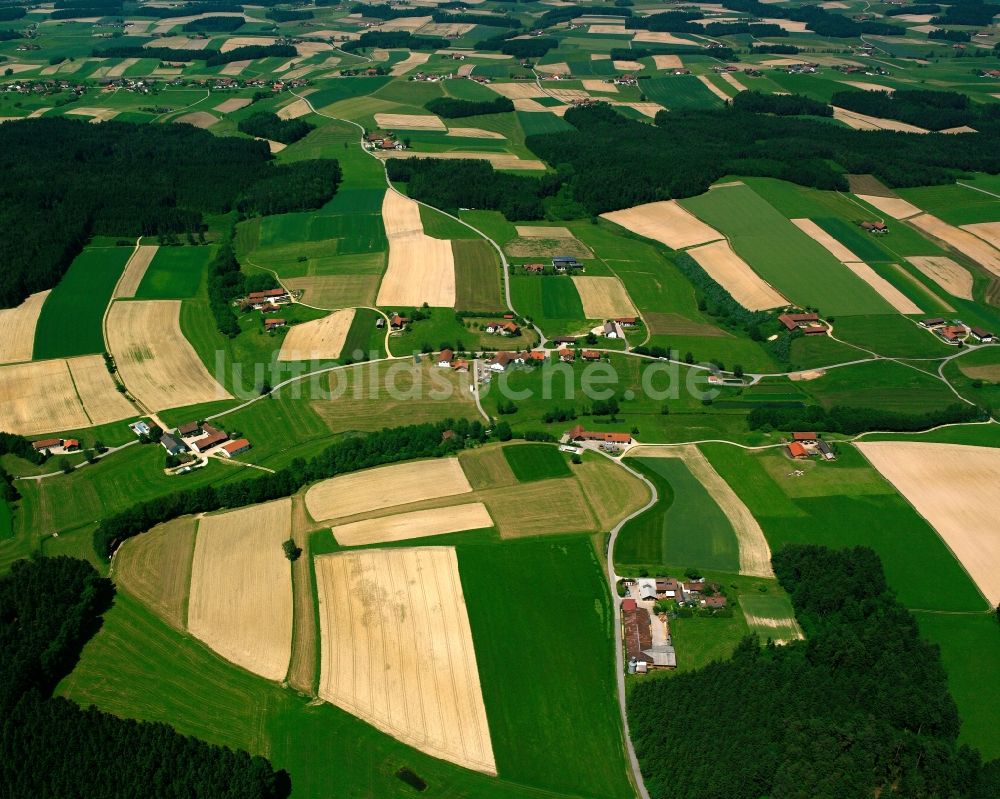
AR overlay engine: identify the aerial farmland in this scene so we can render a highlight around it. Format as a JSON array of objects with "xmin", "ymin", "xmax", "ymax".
[{"xmin": 1, "ymin": 1, "xmax": 1000, "ymax": 797}]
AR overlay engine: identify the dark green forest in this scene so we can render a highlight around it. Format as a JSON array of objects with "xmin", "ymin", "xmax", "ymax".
[
  {"xmin": 237, "ymin": 111, "xmax": 315, "ymax": 145},
  {"xmin": 629, "ymin": 545, "xmax": 1000, "ymax": 799},
  {"xmin": 424, "ymin": 96, "xmax": 515, "ymax": 118},
  {"xmin": 0, "ymin": 119, "xmax": 340, "ymax": 308},
  {"xmin": 0, "ymin": 557, "xmax": 290, "ymax": 798},
  {"xmin": 829, "ymin": 89, "xmax": 1000, "ymax": 132}
]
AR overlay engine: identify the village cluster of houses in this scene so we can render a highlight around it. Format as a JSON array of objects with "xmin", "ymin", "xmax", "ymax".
[
  {"xmin": 1, "ymin": 79, "xmax": 86, "ymax": 96},
  {"xmin": 479, "ymin": 347, "xmax": 604, "ymax": 373},
  {"xmin": 785, "ymin": 431, "xmax": 836, "ymax": 461},
  {"xmin": 778, "ymin": 312, "xmax": 828, "ymax": 336},
  {"xmin": 160, "ymin": 421, "xmax": 252, "ymax": 463},
  {"xmin": 919, "ymin": 318, "xmax": 994, "ymax": 345}
]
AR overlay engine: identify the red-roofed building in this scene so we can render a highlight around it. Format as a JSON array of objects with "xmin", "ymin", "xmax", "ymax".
[
  {"xmin": 787, "ymin": 441, "xmax": 808, "ymax": 458},
  {"xmin": 566, "ymin": 425, "xmax": 633, "ymax": 445},
  {"xmin": 779, "ymin": 313, "xmax": 826, "ymax": 335},
  {"xmin": 703, "ymin": 595, "xmax": 727, "ymax": 609},
  {"xmin": 581, "ymin": 350, "xmax": 601, "ymax": 361},
  {"xmin": 451, "ymin": 359, "xmax": 469, "ymax": 372},
  {"xmin": 559, "ymin": 348, "xmax": 575, "ymax": 362},
  {"xmin": 264, "ymin": 318, "xmax": 286, "ymax": 330},
  {"xmin": 793, "ymin": 432, "xmax": 817, "ymax": 443},
  {"xmin": 437, "ymin": 349, "xmax": 454, "ymax": 367},
  {"xmin": 248, "ymin": 288, "xmax": 287, "ymax": 301},
  {"xmin": 62, "ymin": 439, "xmax": 80, "ymax": 452},
  {"xmin": 32, "ymin": 438, "xmax": 62, "ymax": 452},
  {"xmin": 938, "ymin": 325, "xmax": 966, "ymax": 343},
  {"xmin": 219, "ymin": 439, "xmax": 251, "ymax": 458},
  {"xmin": 390, "ymin": 314, "xmax": 410, "ymax": 330},
  {"xmin": 622, "ymin": 598, "xmax": 637, "ymax": 612}
]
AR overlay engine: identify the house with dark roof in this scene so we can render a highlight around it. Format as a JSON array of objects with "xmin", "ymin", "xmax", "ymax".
[
  {"xmin": 160, "ymin": 433, "xmax": 187, "ymax": 456},
  {"xmin": 778, "ymin": 313, "xmax": 827, "ymax": 335},
  {"xmin": 970, "ymin": 327, "xmax": 994, "ymax": 343}
]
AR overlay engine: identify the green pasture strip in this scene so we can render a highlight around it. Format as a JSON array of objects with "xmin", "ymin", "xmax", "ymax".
[
  {"xmin": 136, "ymin": 245, "xmax": 214, "ymax": 300},
  {"xmin": 897, "ymin": 183, "xmax": 1000, "ymax": 226},
  {"xmin": 33, "ymin": 245, "xmax": 132, "ymax": 359},
  {"xmin": 832, "ymin": 314, "xmax": 954, "ymax": 358},
  {"xmin": 502, "ymin": 443, "xmax": 572, "ymax": 482},
  {"xmin": 798, "ymin": 359, "xmax": 959, "ymax": 414},
  {"xmin": 454, "ymin": 239, "xmax": 506, "ymax": 312},
  {"xmin": 642, "ymin": 75, "xmax": 724, "ymax": 109}
]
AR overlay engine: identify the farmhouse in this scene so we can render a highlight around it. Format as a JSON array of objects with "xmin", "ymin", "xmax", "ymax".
[
  {"xmin": 553, "ymin": 336, "xmax": 576, "ymax": 346},
  {"xmin": 485, "ymin": 321, "xmax": 520, "ymax": 336},
  {"xmin": 160, "ymin": 433, "xmax": 187, "ymax": 456},
  {"xmin": 603, "ymin": 320, "xmax": 623, "ymax": 339},
  {"xmin": 190, "ymin": 424, "xmax": 229, "ymax": 453},
  {"xmin": 622, "ymin": 599, "xmax": 676, "ymax": 670},
  {"xmin": 178, "ymin": 421, "xmax": 202, "ymax": 437},
  {"xmin": 248, "ymin": 288, "xmax": 289, "ymax": 303},
  {"xmin": 793, "ymin": 432, "xmax": 817, "ymax": 443},
  {"xmin": 860, "ymin": 221, "xmax": 888, "ymax": 234},
  {"xmin": 920, "ymin": 318, "xmax": 946, "ymax": 328},
  {"xmin": 552, "ymin": 256, "xmax": 583, "ymax": 272},
  {"xmin": 616, "ymin": 317, "xmax": 638, "ymax": 327},
  {"xmin": 264, "ymin": 318, "xmax": 287, "ymax": 330},
  {"xmin": 559, "ymin": 348, "xmax": 575, "ymax": 362},
  {"xmin": 787, "ymin": 441, "xmax": 809, "ymax": 459},
  {"xmin": 778, "ymin": 313, "xmax": 827, "ymax": 335},
  {"xmin": 566, "ymin": 425, "xmax": 633, "ymax": 445},
  {"xmin": 390, "ymin": 314, "xmax": 410, "ymax": 330},
  {"xmin": 219, "ymin": 438, "xmax": 251, "ymax": 458},
  {"xmin": 451, "ymin": 359, "xmax": 469, "ymax": 372},
  {"xmin": 702, "ymin": 595, "xmax": 727, "ymax": 609},
  {"xmin": 938, "ymin": 325, "xmax": 966, "ymax": 343},
  {"xmin": 970, "ymin": 327, "xmax": 994, "ymax": 343},
  {"xmin": 487, "ymin": 352, "xmax": 515, "ymax": 372},
  {"xmin": 437, "ymin": 349, "xmax": 454, "ymax": 367},
  {"xmin": 32, "ymin": 438, "xmax": 63, "ymax": 453},
  {"xmin": 581, "ymin": 350, "xmax": 601, "ymax": 361},
  {"xmin": 523, "ymin": 263, "xmax": 545, "ymax": 274}
]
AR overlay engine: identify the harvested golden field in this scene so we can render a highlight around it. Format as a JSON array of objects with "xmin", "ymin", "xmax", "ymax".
[
  {"xmin": 613, "ymin": 60, "xmax": 644, "ymax": 72},
  {"xmin": 627, "ymin": 445, "xmax": 774, "ymax": 577},
  {"xmin": 515, "ymin": 225, "xmax": 574, "ymax": 238},
  {"xmin": 634, "ymin": 30, "xmax": 696, "ymax": 44},
  {"xmin": 574, "ymin": 457, "xmax": 651, "ymax": 530},
  {"xmin": 0, "ymin": 358, "xmax": 91, "ymax": 435},
  {"xmin": 486, "ymin": 82, "xmax": 545, "ymax": 100},
  {"xmin": 106, "ymin": 300, "xmax": 233, "ymax": 412},
  {"xmin": 653, "ymin": 54, "xmax": 683, "ymax": 69},
  {"xmin": 0, "ymin": 290, "xmax": 49, "ymax": 364},
  {"xmin": 376, "ymin": 191, "xmax": 456, "ymax": 307},
  {"xmin": 67, "ymin": 354, "xmax": 137, "ymax": 425},
  {"xmin": 114, "ymin": 517, "xmax": 196, "ymax": 630},
  {"xmin": 718, "ymin": 71, "xmax": 748, "ymax": 92},
  {"xmin": 446, "ymin": 126, "xmax": 504, "ymax": 139},
  {"xmin": 857, "ymin": 442, "xmax": 1000, "ymax": 605},
  {"xmin": 113, "ymin": 245, "xmax": 159, "ymax": 299},
  {"xmin": 106, "ymin": 58, "xmax": 138, "ymax": 78},
  {"xmin": 572, "ymin": 275, "xmax": 639, "ymax": 319},
  {"xmin": 315, "ymin": 547, "xmax": 495, "ymax": 773},
  {"xmin": 380, "ymin": 15, "xmax": 431, "ymax": 30},
  {"xmin": 277, "ymin": 309, "xmax": 355, "ymax": 362},
  {"xmin": 220, "ymin": 36, "xmax": 276, "ymax": 53},
  {"xmin": 791, "ymin": 218, "xmax": 858, "ymax": 261},
  {"xmin": 187, "ymin": 499, "xmax": 293, "ymax": 681},
  {"xmin": 697, "ymin": 75, "xmax": 731, "ymax": 102},
  {"xmin": 373, "ymin": 112, "xmax": 446, "ymax": 130},
  {"xmin": 218, "ymin": 61, "xmax": 251, "ymax": 77},
  {"xmin": 909, "ymin": 214, "xmax": 1000, "ymax": 278},
  {"xmin": 847, "ymin": 174, "xmax": 896, "ymax": 197},
  {"xmin": 483, "ymin": 478, "xmax": 596, "ymax": 537},
  {"xmin": 536, "ymin": 62, "xmax": 570, "ymax": 75},
  {"xmin": 842, "ymin": 262, "xmax": 922, "ymax": 313},
  {"xmin": 840, "ymin": 80, "xmax": 896, "ymax": 93},
  {"xmin": 458, "ymin": 445, "xmax": 516, "ymax": 489},
  {"xmin": 687, "ymin": 240, "xmax": 788, "ymax": 311},
  {"xmin": 173, "ymin": 111, "xmax": 218, "ymax": 129},
  {"xmin": 959, "ymin": 361, "xmax": 1000, "ymax": 382},
  {"xmin": 420, "ymin": 22, "xmax": 475, "ymax": 37},
  {"xmin": 962, "ymin": 221, "xmax": 1000, "ymax": 251},
  {"xmin": 144, "ymin": 36, "xmax": 210, "ymax": 50},
  {"xmin": 582, "ymin": 79, "xmax": 617, "ymax": 93},
  {"xmin": 65, "ymin": 107, "xmax": 119, "ymax": 123},
  {"xmin": 282, "ymin": 275, "xmax": 380, "ymax": 308},
  {"xmin": 601, "ymin": 200, "xmax": 723, "ymax": 249},
  {"xmin": 331, "ymin": 502, "xmax": 493, "ymax": 546},
  {"xmin": 312, "ymin": 361, "xmax": 476, "ymax": 434},
  {"xmin": 276, "ymin": 98, "xmax": 311, "ymax": 120},
  {"xmin": 304, "ymin": 457, "xmax": 473, "ymax": 522},
  {"xmin": 376, "ymin": 150, "xmax": 546, "ymax": 170},
  {"xmin": 546, "ymin": 88, "xmax": 590, "ymax": 103},
  {"xmin": 589, "ymin": 24, "xmax": 628, "ymax": 34},
  {"xmin": 833, "ymin": 107, "xmax": 928, "ymax": 133},
  {"xmin": 263, "ymin": 139, "xmax": 286, "ymax": 154},
  {"xmin": 611, "ymin": 101, "xmax": 665, "ymax": 119},
  {"xmin": 855, "ymin": 193, "xmax": 923, "ymax": 220},
  {"xmin": 905, "ymin": 256, "xmax": 974, "ymax": 300},
  {"xmin": 389, "ymin": 51, "xmax": 431, "ymax": 76}
]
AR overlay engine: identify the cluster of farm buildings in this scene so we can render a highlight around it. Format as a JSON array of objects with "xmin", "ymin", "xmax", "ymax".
[
  {"xmin": 785, "ymin": 432, "xmax": 836, "ymax": 461},
  {"xmin": 363, "ymin": 131, "xmax": 407, "ymax": 151},
  {"xmin": 238, "ymin": 287, "xmax": 294, "ymax": 331},
  {"xmin": 919, "ymin": 318, "xmax": 994, "ymax": 345},
  {"xmin": 159, "ymin": 421, "xmax": 252, "ymax": 463},
  {"xmin": 621, "ymin": 578, "xmax": 728, "ymax": 672},
  {"xmin": 31, "ymin": 437, "xmax": 81, "ymax": 456},
  {"xmin": 778, "ymin": 312, "xmax": 828, "ymax": 336},
  {"xmin": 521, "ymin": 256, "xmax": 585, "ymax": 273}
]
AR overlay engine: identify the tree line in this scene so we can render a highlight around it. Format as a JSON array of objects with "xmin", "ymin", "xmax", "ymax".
[
  {"xmin": 829, "ymin": 88, "xmax": 1000, "ymax": 132},
  {"xmin": 424, "ymin": 96, "xmax": 514, "ymax": 118},
  {"xmin": 747, "ymin": 401, "xmax": 983, "ymax": 435},
  {"xmin": 341, "ymin": 30, "xmax": 447, "ymax": 51},
  {"xmin": 182, "ymin": 15, "xmax": 245, "ymax": 32},
  {"xmin": 630, "ymin": 544, "xmax": 1000, "ymax": 799},
  {"xmin": 0, "ymin": 556, "xmax": 291, "ymax": 798},
  {"xmin": 474, "ymin": 33, "xmax": 558, "ymax": 58},
  {"xmin": 92, "ymin": 43, "xmax": 297, "ymax": 65},
  {"xmin": 237, "ymin": 111, "xmax": 314, "ymax": 144},
  {"xmin": 732, "ymin": 90, "xmax": 832, "ymax": 117},
  {"xmin": 93, "ymin": 418, "xmax": 489, "ymax": 559},
  {"xmin": 932, "ymin": 0, "xmax": 999, "ymax": 26},
  {"xmin": 132, "ymin": 1, "xmax": 245, "ymax": 19},
  {"xmin": 0, "ymin": 118, "xmax": 340, "ymax": 309}
]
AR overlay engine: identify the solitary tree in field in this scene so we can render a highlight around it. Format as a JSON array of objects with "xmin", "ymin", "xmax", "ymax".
[{"xmin": 282, "ymin": 539, "xmax": 302, "ymax": 562}]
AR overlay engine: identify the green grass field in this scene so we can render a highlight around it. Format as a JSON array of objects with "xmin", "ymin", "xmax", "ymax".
[
  {"xmin": 615, "ymin": 457, "xmax": 740, "ymax": 574},
  {"xmin": 509, "ymin": 275, "xmax": 587, "ymax": 335},
  {"xmin": 642, "ymin": 76, "xmax": 724, "ymax": 110},
  {"xmin": 897, "ymin": 183, "xmax": 1000, "ymax": 226},
  {"xmin": 502, "ymin": 443, "xmax": 572, "ymax": 482},
  {"xmin": 833, "ymin": 315, "xmax": 955, "ymax": 358},
  {"xmin": 517, "ymin": 111, "xmax": 574, "ymax": 137},
  {"xmin": 812, "ymin": 217, "xmax": 892, "ymax": 263},
  {"xmin": 135, "ymin": 245, "xmax": 213, "ymax": 299},
  {"xmin": 0, "ymin": 499, "xmax": 11, "ymax": 540},
  {"xmin": 799, "ymin": 359, "xmax": 958, "ymax": 414},
  {"xmin": 33, "ymin": 245, "xmax": 132, "ymax": 359},
  {"xmin": 680, "ymin": 185, "xmax": 893, "ymax": 316},
  {"xmin": 420, "ymin": 205, "xmax": 481, "ymax": 240},
  {"xmin": 454, "ymin": 239, "xmax": 506, "ymax": 312},
  {"xmin": 739, "ymin": 592, "xmax": 801, "ymax": 642}
]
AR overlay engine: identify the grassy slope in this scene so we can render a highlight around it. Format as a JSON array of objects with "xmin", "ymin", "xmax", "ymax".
[
  {"xmin": 136, "ymin": 245, "xmax": 215, "ymax": 300},
  {"xmin": 502, "ymin": 443, "xmax": 572, "ymax": 482},
  {"xmin": 33, "ymin": 245, "xmax": 132, "ymax": 359}
]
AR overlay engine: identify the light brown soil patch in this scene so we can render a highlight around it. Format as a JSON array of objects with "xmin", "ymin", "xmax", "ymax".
[
  {"xmin": 389, "ymin": 51, "xmax": 431, "ymax": 76},
  {"xmin": 687, "ymin": 239, "xmax": 788, "ymax": 311},
  {"xmin": 277, "ymin": 98, "xmax": 311, "ymax": 120},
  {"xmin": 484, "ymin": 478, "xmax": 597, "ymax": 537},
  {"xmin": 188, "ymin": 499, "xmax": 293, "ymax": 681},
  {"xmin": 834, "ymin": 107, "xmax": 928, "ymax": 133},
  {"xmin": 582, "ymin": 79, "xmax": 617, "ymax": 93},
  {"xmin": 305, "ymin": 457, "xmax": 472, "ymax": 522},
  {"xmin": 906, "ymin": 257, "xmax": 974, "ymax": 300},
  {"xmin": 613, "ymin": 60, "xmax": 644, "ymax": 72},
  {"xmin": 106, "ymin": 300, "xmax": 233, "ymax": 412},
  {"xmin": 789, "ymin": 369, "xmax": 826, "ymax": 381},
  {"xmin": 856, "ymin": 193, "xmax": 923, "ymax": 220},
  {"xmin": 446, "ymin": 126, "xmax": 505, "ymax": 139},
  {"xmin": 220, "ymin": 36, "xmax": 277, "ymax": 53},
  {"xmin": 146, "ymin": 36, "xmax": 210, "ymax": 51},
  {"xmin": 315, "ymin": 547, "xmax": 495, "ymax": 773},
  {"xmin": 959, "ymin": 361, "xmax": 1000, "ymax": 382},
  {"xmin": 718, "ymin": 71, "xmax": 748, "ymax": 92},
  {"xmin": 283, "ymin": 275, "xmax": 379, "ymax": 308},
  {"xmin": 589, "ymin": 24, "xmax": 628, "ymax": 34},
  {"xmin": 114, "ymin": 244, "xmax": 159, "ymax": 299},
  {"xmin": 458, "ymin": 445, "xmax": 516, "ymax": 489},
  {"xmin": 114, "ymin": 516, "xmax": 196, "ymax": 630},
  {"xmin": 173, "ymin": 111, "xmax": 218, "ymax": 129},
  {"xmin": 842, "ymin": 262, "xmax": 922, "ymax": 313},
  {"xmin": 574, "ymin": 457, "xmax": 651, "ymax": 530},
  {"xmin": 910, "ymin": 214, "xmax": 1000, "ymax": 278},
  {"xmin": 611, "ymin": 101, "xmax": 665, "ymax": 118},
  {"xmin": 487, "ymin": 82, "xmax": 545, "ymax": 100},
  {"xmin": 0, "ymin": 290, "xmax": 50, "ymax": 364},
  {"xmin": 106, "ymin": 58, "xmax": 139, "ymax": 78},
  {"xmin": 381, "ymin": 15, "xmax": 432, "ymax": 31},
  {"xmin": 373, "ymin": 112, "xmax": 446, "ymax": 130},
  {"xmin": 626, "ymin": 444, "xmax": 773, "ymax": 577},
  {"xmin": 214, "ymin": 97, "xmax": 252, "ymax": 113},
  {"xmin": 278, "ymin": 309, "xmax": 355, "ymax": 362},
  {"xmin": 545, "ymin": 88, "xmax": 590, "ymax": 103},
  {"xmin": 376, "ymin": 190, "xmax": 456, "ymax": 307},
  {"xmin": 601, "ymin": 200, "xmax": 723, "ymax": 250},
  {"xmin": 263, "ymin": 138, "xmax": 286, "ymax": 153},
  {"xmin": 536, "ymin": 62, "xmax": 570, "ymax": 75},
  {"xmin": 633, "ymin": 30, "xmax": 696, "ymax": 45},
  {"xmin": 331, "ymin": 502, "xmax": 493, "ymax": 546},
  {"xmin": 516, "ymin": 225, "xmax": 573, "ymax": 238},
  {"xmin": 847, "ymin": 174, "xmax": 896, "ymax": 197},
  {"xmin": 503, "ymin": 236, "xmax": 592, "ymax": 259},
  {"xmin": 653, "ymin": 54, "xmax": 683, "ymax": 69},
  {"xmin": 420, "ymin": 22, "xmax": 476, "ymax": 37},
  {"xmin": 572, "ymin": 275, "xmax": 639, "ymax": 319},
  {"xmin": 219, "ymin": 60, "xmax": 252, "ymax": 76},
  {"xmin": 67, "ymin": 354, "xmax": 136, "ymax": 426},
  {"xmin": 696, "ymin": 75, "xmax": 732, "ymax": 102},
  {"xmin": 65, "ymin": 107, "xmax": 119, "ymax": 123},
  {"xmin": 962, "ymin": 221, "xmax": 1000, "ymax": 251},
  {"xmin": 791, "ymin": 218, "xmax": 859, "ymax": 261},
  {"xmin": 840, "ymin": 80, "xmax": 895, "ymax": 93},
  {"xmin": 857, "ymin": 442, "xmax": 1000, "ymax": 605},
  {"xmin": 377, "ymin": 150, "xmax": 546, "ymax": 170}
]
